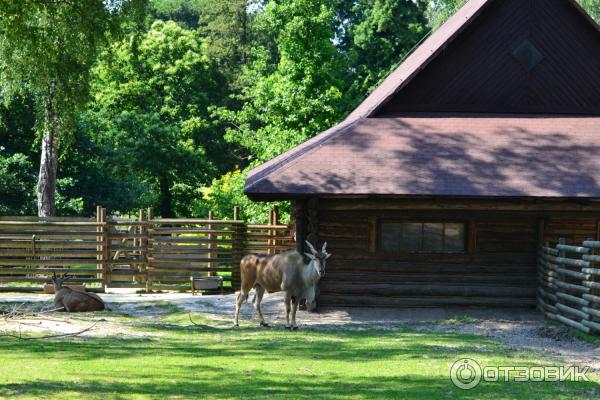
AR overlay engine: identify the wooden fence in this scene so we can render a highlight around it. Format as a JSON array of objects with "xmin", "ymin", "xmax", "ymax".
[
  {"xmin": 0, "ymin": 207, "xmax": 294, "ymax": 293},
  {"xmin": 538, "ymin": 238, "xmax": 600, "ymax": 334}
]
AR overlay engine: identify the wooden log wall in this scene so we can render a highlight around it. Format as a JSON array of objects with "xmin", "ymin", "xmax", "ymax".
[
  {"xmin": 538, "ymin": 239, "xmax": 600, "ymax": 335},
  {"xmin": 317, "ymin": 211, "xmax": 537, "ymax": 307},
  {"xmin": 0, "ymin": 207, "xmax": 294, "ymax": 293},
  {"xmin": 312, "ymin": 198, "xmax": 600, "ymax": 308}
]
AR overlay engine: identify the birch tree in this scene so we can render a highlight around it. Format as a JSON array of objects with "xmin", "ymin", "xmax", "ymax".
[{"xmin": 0, "ymin": 0, "xmax": 146, "ymax": 216}]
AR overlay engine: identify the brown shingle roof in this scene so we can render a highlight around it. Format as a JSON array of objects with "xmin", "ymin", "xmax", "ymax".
[{"xmin": 245, "ymin": 114, "xmax": 600, "ymax": 199}]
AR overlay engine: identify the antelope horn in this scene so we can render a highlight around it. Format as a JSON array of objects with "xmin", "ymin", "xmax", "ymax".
[
  {"xmin": 321, "ymin": 242, "xmax": 328, "ymax": 253},
  {"xmin": 305, "ymin": 240, "xmax": 318, "ymax": 255}
]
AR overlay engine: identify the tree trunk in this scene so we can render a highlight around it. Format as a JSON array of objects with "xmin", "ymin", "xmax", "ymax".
[
  {"xmin": 159, "ymin": 176, "xmax": 174, "ymax": 218},
  {"xmin": 37, "ymin": 81, "xmax": 59, "ymax": 217}
]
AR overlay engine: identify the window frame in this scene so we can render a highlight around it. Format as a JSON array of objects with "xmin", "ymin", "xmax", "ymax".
[{"xmin": 378, "ymin": 219, "xmax": 468, "ymax": 254}]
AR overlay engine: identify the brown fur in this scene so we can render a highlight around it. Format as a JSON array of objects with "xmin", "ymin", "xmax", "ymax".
[
  {"xmin": 52, "ymin": 274, "xmax": 105, "ymax": 312},
  {"xmin": 234, "ymin": 244, "xmax": 330, "ymax": 329}
]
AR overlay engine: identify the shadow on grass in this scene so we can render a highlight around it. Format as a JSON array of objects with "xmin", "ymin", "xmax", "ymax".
[
  {"xmin": 2, "ymin": 313, "xmax": 598, "ymax": 399},
  {"xmin": 1, "ymin": 370, "xmax": 598, "ymax": 399},
  {"xmin": 0, "ymin": 324, "xmax": 497, "ymax": 364}
]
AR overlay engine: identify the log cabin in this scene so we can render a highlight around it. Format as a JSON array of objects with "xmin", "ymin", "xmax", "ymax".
[{"xmin": 244, "ymin": 0, "xmax": 600, "ymax": 307}]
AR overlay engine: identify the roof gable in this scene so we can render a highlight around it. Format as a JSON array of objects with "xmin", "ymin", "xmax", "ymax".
[
  {"xmin": 378, "ymin": 0, "xmax": 600, "ymax": 115},
  {"xmin": 345, "ymin": 0, "xmax": 493, "ymax": 121}
]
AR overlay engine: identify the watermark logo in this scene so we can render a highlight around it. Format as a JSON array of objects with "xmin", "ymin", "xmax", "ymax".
[
  {"xmin": 450, "ymin": 358, "xmax": 482, "ymax": 389},
  {"xmin": 450, "ymin": 358, "xmax": 590, "ymax": 390}
]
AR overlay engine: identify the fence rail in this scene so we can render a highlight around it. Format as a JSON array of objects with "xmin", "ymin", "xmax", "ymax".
[
  {"xmin": 0, "ymin": 207, "xmax": 294, "ymax": 293},
  {"xmin": 538, "ymin": 238, "xmax": 600, "ymax": 334}
]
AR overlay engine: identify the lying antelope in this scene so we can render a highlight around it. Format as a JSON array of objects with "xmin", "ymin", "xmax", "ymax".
[
  {"xmin": 52, "ymin": 273, "xmax": 106, "ymax": 312},
  {"xmin": 234, "ymin": 241, "xmax": 330, "ymax": 330}
]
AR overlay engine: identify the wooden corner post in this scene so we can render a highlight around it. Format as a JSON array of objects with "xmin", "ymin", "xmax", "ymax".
[
  {"xmin": 101, "ymin": 207, "xmax": 109, "ymax": 290},
  {"xmin": 96, "ymin": 206, "xmax": 104, "ymax": 290},
  {"xmin": 137, "ymin": 209, "xmax": 146, "ymax": 285},
  {"xmin": 306, "ymin": 198, "xmax": 319, "ymax": 251}
]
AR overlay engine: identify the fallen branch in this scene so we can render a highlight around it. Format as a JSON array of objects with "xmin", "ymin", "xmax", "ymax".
[
  {"xmin": 2, "ymin": 305, "xmax": 65, "ymax": 322},
  {"xmin": 188, "ymin": 313, "xmax": 203, "ymax": 327}
]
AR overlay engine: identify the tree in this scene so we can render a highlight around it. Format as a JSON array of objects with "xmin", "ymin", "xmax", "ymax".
[
  {"xmin": 198, "ymin": 0, "xmax": 266, "ymax": 87},
  {"xmin": 88, "ymin": 20, "xmax": 228, "ymax": 217},
  {"xmin": 578, "ymin": 0, "xmax": 600, "ymax": 22},
  {"xmin": 223, "ymin": 0, "xmax": 350, "ymax": 163},
  {"xmin": 0, "ymin": 151, "xmax": 36, "ymax": 216},
  {"xmin": 191, "ymin": 169, "xmax": 288, "ymax": 223},
  {"xmin": 426, "ymin": 0, "xmax": 466, "ymax": 29},
  {"xmin": 342, "ymin": 0, "xmax": 428, "ymax": 97},
  {"xmin": 0, "ymin": 0, "xmax": 147, "ymax": 216},
  {"xmin": 150, "ymin": 0, "xmax": 205, "ymax": 28}
]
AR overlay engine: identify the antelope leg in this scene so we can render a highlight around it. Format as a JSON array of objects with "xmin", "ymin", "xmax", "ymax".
[
  {"xmin": 233, "ymin": 290, "xmax": 248, "ymax": 327},
  {"xmin": 284, "ymin": 292, "xmax": 292, "ymax": 329},
  {"xmin": 254, "ymin": 285, "xmax": 268, "ymax": 327},
  {"xmin": 291, "ymin": 297, "xmax": 299, "ymax": 330}
]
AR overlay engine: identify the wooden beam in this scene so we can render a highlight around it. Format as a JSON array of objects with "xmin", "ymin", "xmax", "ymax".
[
  {"xmin": 318, "ymin": 198, "xmax": 600, "ymax": 212},
  {"xmin": 368, "ymin": 217, "xmax": 377, "ymax": 253},
  {"xmin": 468, "ymin": 220, "xmax": 477, "ymax": 254}
]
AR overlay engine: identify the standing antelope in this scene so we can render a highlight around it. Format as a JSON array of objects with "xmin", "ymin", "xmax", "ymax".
[
  {"xmin": 234, "ymin": 241, "xmax": 330, "ymax": 330},
  {"xmin": 52, "ymin": 273, "xmax": 106, "ymax": 312}
]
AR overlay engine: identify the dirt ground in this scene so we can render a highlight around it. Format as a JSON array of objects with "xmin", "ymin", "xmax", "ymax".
[{"xmin": 1, "ymin": 291, "xmax": 598, "ymax": 369}]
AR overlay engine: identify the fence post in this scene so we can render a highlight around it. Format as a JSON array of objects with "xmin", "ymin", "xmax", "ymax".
[
  {"xmin": 137, "ymin": 209, "xmax": 146, "ymax": 285},
  {"xmin": 267, "ymin": 209, "xmax": 275, "ymax": 255},
  {"xmin": 146, "ymin": 207, "xmax": 153, "ymax": 293},
  {"xmin": 101, "ymin": 207, "xmax": 109, "ymax": 290},
  {"xmin": 208, "ymin": 210, "xmax": 214, "ymax": 277},
  {"xmin": 96, "ymin": 206, "xmax": 104, "ymax": 291},
  {"xmin": 583, "ymin": 240, "xmax": 600, "ymax": 332}
]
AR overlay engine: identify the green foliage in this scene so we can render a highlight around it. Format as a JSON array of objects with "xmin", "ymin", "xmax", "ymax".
[
  {"xmin": 578, "ymin": 0, "xmax": 600, "ymax": 22},
  {"xmin": 88, "ymin": 20, "xmax": 230, "ymax": 217},
  {"xmin": 0, "ymin": 0, "xmax": 148, "ymax": 215},
  {"xmin": 191, "ymin": 168, "xmax": 289, "ymax": 223},
  {"xmin": 222, "ymin": 0, "xmax": 350, "ymax": 163},
  {"xmin": 198, "ymin": 0, "xmax": 262, "ymax": 84},
  {"xmin": 0, "ymin": 96, "xmax": 37, "ymax": 215},
  {"xmin": 55, "ymin": 178, "xmax": 84, "ymax": 216},
  {"xmin": 345, "ymin": 0, "xmax": 428, "ymax": 95},
  {"xmin": 58, "ymin": 124, "xmax": 154, "ymax": 216},
  {"xmin": 0, "ymin": 150, "xmax": 36, "ymax": 215},
  {"xmin": 426, "ymin": 0, "xmax": 466, "ymax": 29},
  {"xmin": 0, "ymin": 0, "xmax": 147, "ymax": 133},
  {"xmin": 150, "ymin": 0, "xmax": 206, "ymax": 28}
]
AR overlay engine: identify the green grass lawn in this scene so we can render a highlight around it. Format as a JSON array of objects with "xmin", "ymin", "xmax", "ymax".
[{"xmin": 0, "ymin": 309, "xmax": 598, "ymax": 399}]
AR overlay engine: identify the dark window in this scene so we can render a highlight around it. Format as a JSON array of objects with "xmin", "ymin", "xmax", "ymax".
[{"xmin": 380, "ymin": 222, "xmax": 465, "ymax": 253}]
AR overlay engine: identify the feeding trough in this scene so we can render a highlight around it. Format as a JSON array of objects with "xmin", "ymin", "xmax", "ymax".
[{"xmin": 190, "ymin": 276, "xmax": 223, "ymax": 295}]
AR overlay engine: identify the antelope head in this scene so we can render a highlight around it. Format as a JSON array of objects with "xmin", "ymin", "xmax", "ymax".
[
  {"xmin": 52, "ymin": 273, "xmax": 71, "ymax": 290},
  {"xmin": 304, "ymin": 241, "xmax": 331, "ymax": 277}
]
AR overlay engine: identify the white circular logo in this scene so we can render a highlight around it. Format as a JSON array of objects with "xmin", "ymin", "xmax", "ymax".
[{"xmin": 450, "ymin": 358, "xmax": 482, "ymax": 390}]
